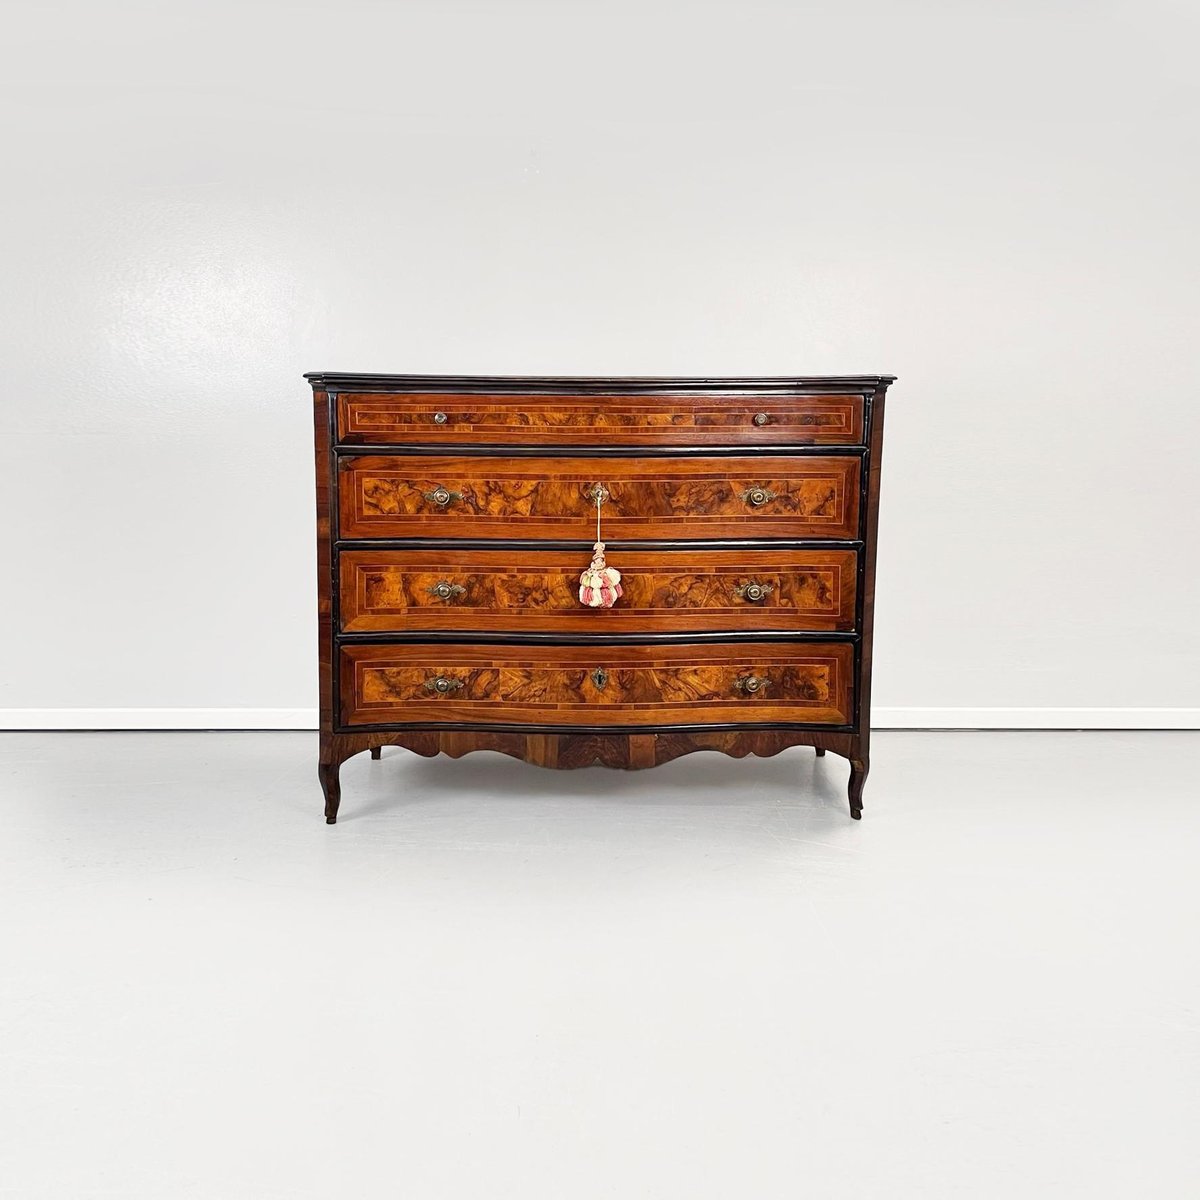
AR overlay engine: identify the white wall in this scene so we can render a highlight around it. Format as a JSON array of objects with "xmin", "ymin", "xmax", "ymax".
[{"xmin": 2, "ymin": 0, "xmax": 1197, "ymax": 729}]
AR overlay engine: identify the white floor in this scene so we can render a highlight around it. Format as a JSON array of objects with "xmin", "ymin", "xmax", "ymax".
[{"xmin": 1, "ymin": 732, "xmax": 1197, "ymax": 1198}]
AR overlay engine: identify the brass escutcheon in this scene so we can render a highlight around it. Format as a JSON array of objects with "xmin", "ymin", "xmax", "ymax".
[
  {"xmin": 423, "ymin": 484, "xmax": 463, "ymax": 506},
  {"xmin": 740, "ymin": 486, "xmax": 777, "ymax": 508},
  {"xmin": 735, "ymin": 581, "xmax": 773, "ymax": 602},
  {"xmin": 590, "ymin": 667, "xmax": 609, "ymax": 690},
  {"xmin": 586, "ymin": 483, "xmax": 609, "ymax": 506},
  {"xmin": 734, "ymin": 674, "xmax": 769, "ymax": 695}
]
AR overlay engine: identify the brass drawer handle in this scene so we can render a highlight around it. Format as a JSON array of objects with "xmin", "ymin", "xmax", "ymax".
[
  {"xmin": 590, "ymin": 667, "xmax": 609, "ymax": 690},
  {"xmin": 753, "ymin": 412, "xmax": 771, "ymax": 427},
  {"xmin": 432, "ymin": 411, "xmax": 448, "ymax": 424},
  {"xmin": 428, "ymin": 580, "xmax": 466, "ymax": 602},
  {"xmin": 424, "ymin": 676, "xmax": 464, "ymax": 694},
  {"xmin": 734, "ymin": 674, "xmax": 770, "ymax": 695},
  {"xmin": 740, "ymin": 485, "xmax": 777, "ymax": 508},
  {"xmin": 735, "ymin": 581, "xmax": 773, "ymax": 602},
  {"xmin": 423, "ymin": 484, "xmax": 463, "ymax": 507}
]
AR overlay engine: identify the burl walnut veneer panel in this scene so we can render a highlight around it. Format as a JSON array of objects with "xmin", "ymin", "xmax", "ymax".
[
  {"xmin": 339, "ymin": 392, "xmax": 865, "ymax": 446},
  {"xmin": 339, "ymin": 548, "xmax": 858, "ymax": 633},
  {"xmin": 340, "ymin": 642, "xmax": 854, "ymax": 729},
  {"xmin": 338, "ymin": 454, "xmax": 860, "ymax": 541}
]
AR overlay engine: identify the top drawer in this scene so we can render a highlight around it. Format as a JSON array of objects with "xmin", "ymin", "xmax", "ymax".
[{"xmin": 337, "ymin": 392, "xmax": 865, "ymax": 447}]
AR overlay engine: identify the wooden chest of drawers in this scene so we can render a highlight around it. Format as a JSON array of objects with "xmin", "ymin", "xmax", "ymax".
[{"xmin": 309, "ymin": 373, "xmax": 895, "ymax": 823}]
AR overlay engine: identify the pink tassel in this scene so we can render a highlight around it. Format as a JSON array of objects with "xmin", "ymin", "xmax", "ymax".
[{"xmin": 578, "ymin": 542, "xmax": 623, "ymax": 609}]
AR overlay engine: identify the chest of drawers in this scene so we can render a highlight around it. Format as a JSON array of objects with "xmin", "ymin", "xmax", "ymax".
[{"xmin": 308, "ymin": 373, "xmax": 894, "ymax": 823}]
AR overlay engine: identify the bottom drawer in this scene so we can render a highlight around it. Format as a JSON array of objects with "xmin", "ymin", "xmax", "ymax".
[{"xmin": 340, "ymin": 641, "xmax": 854, "ymax": 728}]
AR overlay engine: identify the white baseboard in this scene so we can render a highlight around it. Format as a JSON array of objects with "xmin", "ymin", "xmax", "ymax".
[
  {"xmin": 873, "ymin": 707, "xmax": 1200, "ymax": 730},
  {"xmin": 0, "ymin": 707, "xmax": 1197, "ymax": 731},
  {"xmin": 0, "ymin": 708, "xmax": 319, "ymax": 730}
]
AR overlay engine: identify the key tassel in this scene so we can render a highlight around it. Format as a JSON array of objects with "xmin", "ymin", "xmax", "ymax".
[
  {"xmin": 579, "ymin": 483, "xmax": 624, "ymax": 609},
  {"xmin": 579, "ymin": 541, "xmax": 623, "ymax": 609}
]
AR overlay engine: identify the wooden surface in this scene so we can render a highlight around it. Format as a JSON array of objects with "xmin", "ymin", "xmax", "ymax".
[
  {"xmin": 340, "ymin": 641, "xmax": 855, "ymax": 728},
  {"xmin": 848, "ymin": 388, "xmax": 889, "ymax": 809},
  {"xmin": 312, "ymin": 390, "xmax": 334, "ymax": 744},
  {"xmin": 338, "ymin": 454, "xmax": 861, "ymax": 541},
  {"xmin": 307, "ymin": 371, "xmax": 895, "ymax": 391},
  {"xmin": 339, "ymin": 392, "xmax": 865, "ymax": 445},
  {"xmin": 321, "ymin": 727, "xmax": 862, "ymax": 770},
  {"xmin": 311, "ymin": 374, "xmax": 894, "ymax": 822},
  {"xmin": 338, "ymin": 547, "xmax": 858, "ymax": 633}
]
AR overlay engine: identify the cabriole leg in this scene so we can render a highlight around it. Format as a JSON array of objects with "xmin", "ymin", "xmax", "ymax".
[
  {"xmin": 319, "ymin": 761, "xmax": 342, "ymax": 824},
  {"xmin": 848, "ymin": 757, "xmax": 869, "ymax": 820},
  {"xmin": 370, "ymin": 746, "xmax": 382, "ymax": 760}
]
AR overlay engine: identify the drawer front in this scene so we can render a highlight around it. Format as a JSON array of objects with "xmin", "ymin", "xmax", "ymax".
[
  {"xmin": 338, "ymin": 392, "xmax": 864, "ymax": 446},
  {"xmin": 338, "ymin": 455, "xmax": 860, "ymax": 541},
  {"xmin": 339, "ymin": 548, "xmax": 857, "ymax": 633},
  {"xmin": 340, "ymin": 642, "xmax": 854, "ymax": 728}
]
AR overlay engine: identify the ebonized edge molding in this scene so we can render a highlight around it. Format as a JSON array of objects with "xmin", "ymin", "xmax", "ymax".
[
  {"xmin": 306, "ymin": 372, "xmax": 895, "ymax": 392},
  {"xmin": 333, "ymin": 443, "xmax": 870, "ymax": 457},
  {"xmin": 334, "ymin": 537, "xmax": 865, "ymax": 551},
  {"xmin": 335, "ymin": 630, "xmax": 861, "ymax": 646}
]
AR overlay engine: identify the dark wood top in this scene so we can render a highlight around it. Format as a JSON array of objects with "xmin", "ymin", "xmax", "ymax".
[{"xmin": 305, "ymin": 372, "xmax": 895, "ymax": 394}]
